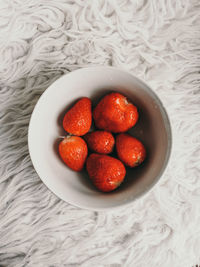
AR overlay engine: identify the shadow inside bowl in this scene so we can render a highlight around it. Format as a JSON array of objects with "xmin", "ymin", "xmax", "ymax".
[
  {"xmin": 76, "ymin": 167, "xmax": 100, "ymax": 193},
  {"xmin": 54, "ymin": 85, "xmax": 170, "ymax": 201}
]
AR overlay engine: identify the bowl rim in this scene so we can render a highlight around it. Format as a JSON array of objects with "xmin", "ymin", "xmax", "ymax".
[{"xmin": 28, "ymin": 66, "xmax": 172, "ymax": 211}]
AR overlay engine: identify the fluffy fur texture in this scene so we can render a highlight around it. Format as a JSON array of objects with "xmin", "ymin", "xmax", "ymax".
[{"xmin": 0, "ymin": 0, "xmax": 200, "ymax": 266}]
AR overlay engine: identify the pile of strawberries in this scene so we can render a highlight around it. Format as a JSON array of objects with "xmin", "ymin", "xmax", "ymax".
[{"xmin": 58, "ymin": 92, "xmax": 146, "ymax": 192}]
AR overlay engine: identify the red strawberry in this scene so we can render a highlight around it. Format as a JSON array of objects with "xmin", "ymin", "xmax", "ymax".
[
  {"xmin": 93, "ymin": 92, "xmax": 138, "ymax": 133},
  {"xmin": 59, "ymin": 136, "xmax": 88, "ymax": 171},
  {"xmin": 86, "ymin": 154, "xmax": 126, "ymax": 192},
  {"xmin": 63, "ymin": 97, "xmax": 92, "ymax": 136},
  {"xmin": 116, "ymin": 133, "xmax": 146, "ymax": 167},
  {"xmin": 84, "ymin": 131, "xmax": 115, "ymax": 154}
]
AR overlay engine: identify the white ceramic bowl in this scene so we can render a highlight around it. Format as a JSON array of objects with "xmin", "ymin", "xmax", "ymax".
[{"xmin": 28, "ymin": 67, "xmax": 172, "ymax": 210}]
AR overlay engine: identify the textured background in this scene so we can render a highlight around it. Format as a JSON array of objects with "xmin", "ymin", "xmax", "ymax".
[{"xmin": 0, "ymin": 0, "xmax": 200, "ymax": 266}]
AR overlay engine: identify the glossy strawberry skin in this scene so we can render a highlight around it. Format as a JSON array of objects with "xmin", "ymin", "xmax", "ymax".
[
  {"xmin": 84, "ymin": 131, "xmax": 115, "ymax": 154},
  {"xmin": 59, "ymin": 136, "xmax": 88, "ymax": 171},
  {"xmin": 93, "ymin": 92, "xmax": 138, "ymax": 133},
  {"xmin": 116, "ymin": 133, "xmax": 146, "ymax": 167},
  {"xmin": 86, "ymin": 154, "xmax": 126, "ymax": 192},
  {"xmin": 63, "ymin": 97, "xmax": 92, "ymax": 136}
]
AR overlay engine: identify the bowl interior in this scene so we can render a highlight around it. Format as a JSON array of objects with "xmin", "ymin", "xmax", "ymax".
[{"xmin": 28, "ymin": 67, "xmax": 171, "ymax": 210}]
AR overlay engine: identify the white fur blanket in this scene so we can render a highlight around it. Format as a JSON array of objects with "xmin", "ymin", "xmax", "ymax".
[{"xmin": 0, "ymin": 0, "xmax": 200, "ymax": 266}]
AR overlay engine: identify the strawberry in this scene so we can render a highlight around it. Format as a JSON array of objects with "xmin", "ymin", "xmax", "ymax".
[
  {"xmin": 86, "ymin": 153, "xmax": 126, "ymax": 192},
  {"xmin": 63, "ymin": 97, "xmax": 92, "ymax": 136},
  {"xmin": 59, "ymin": 136, "xmax": 88, "ymax": 171},
  {"xmin": 116, "ymin": 133, "xmax": 146, "ymax": 167},
  {"xmin": 84, "ymin": 131, "xmax": 115, "ymax": 154},
  {"xmin": 93, "ymin": 92, "xmax": 138, "ymax": 133}
]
